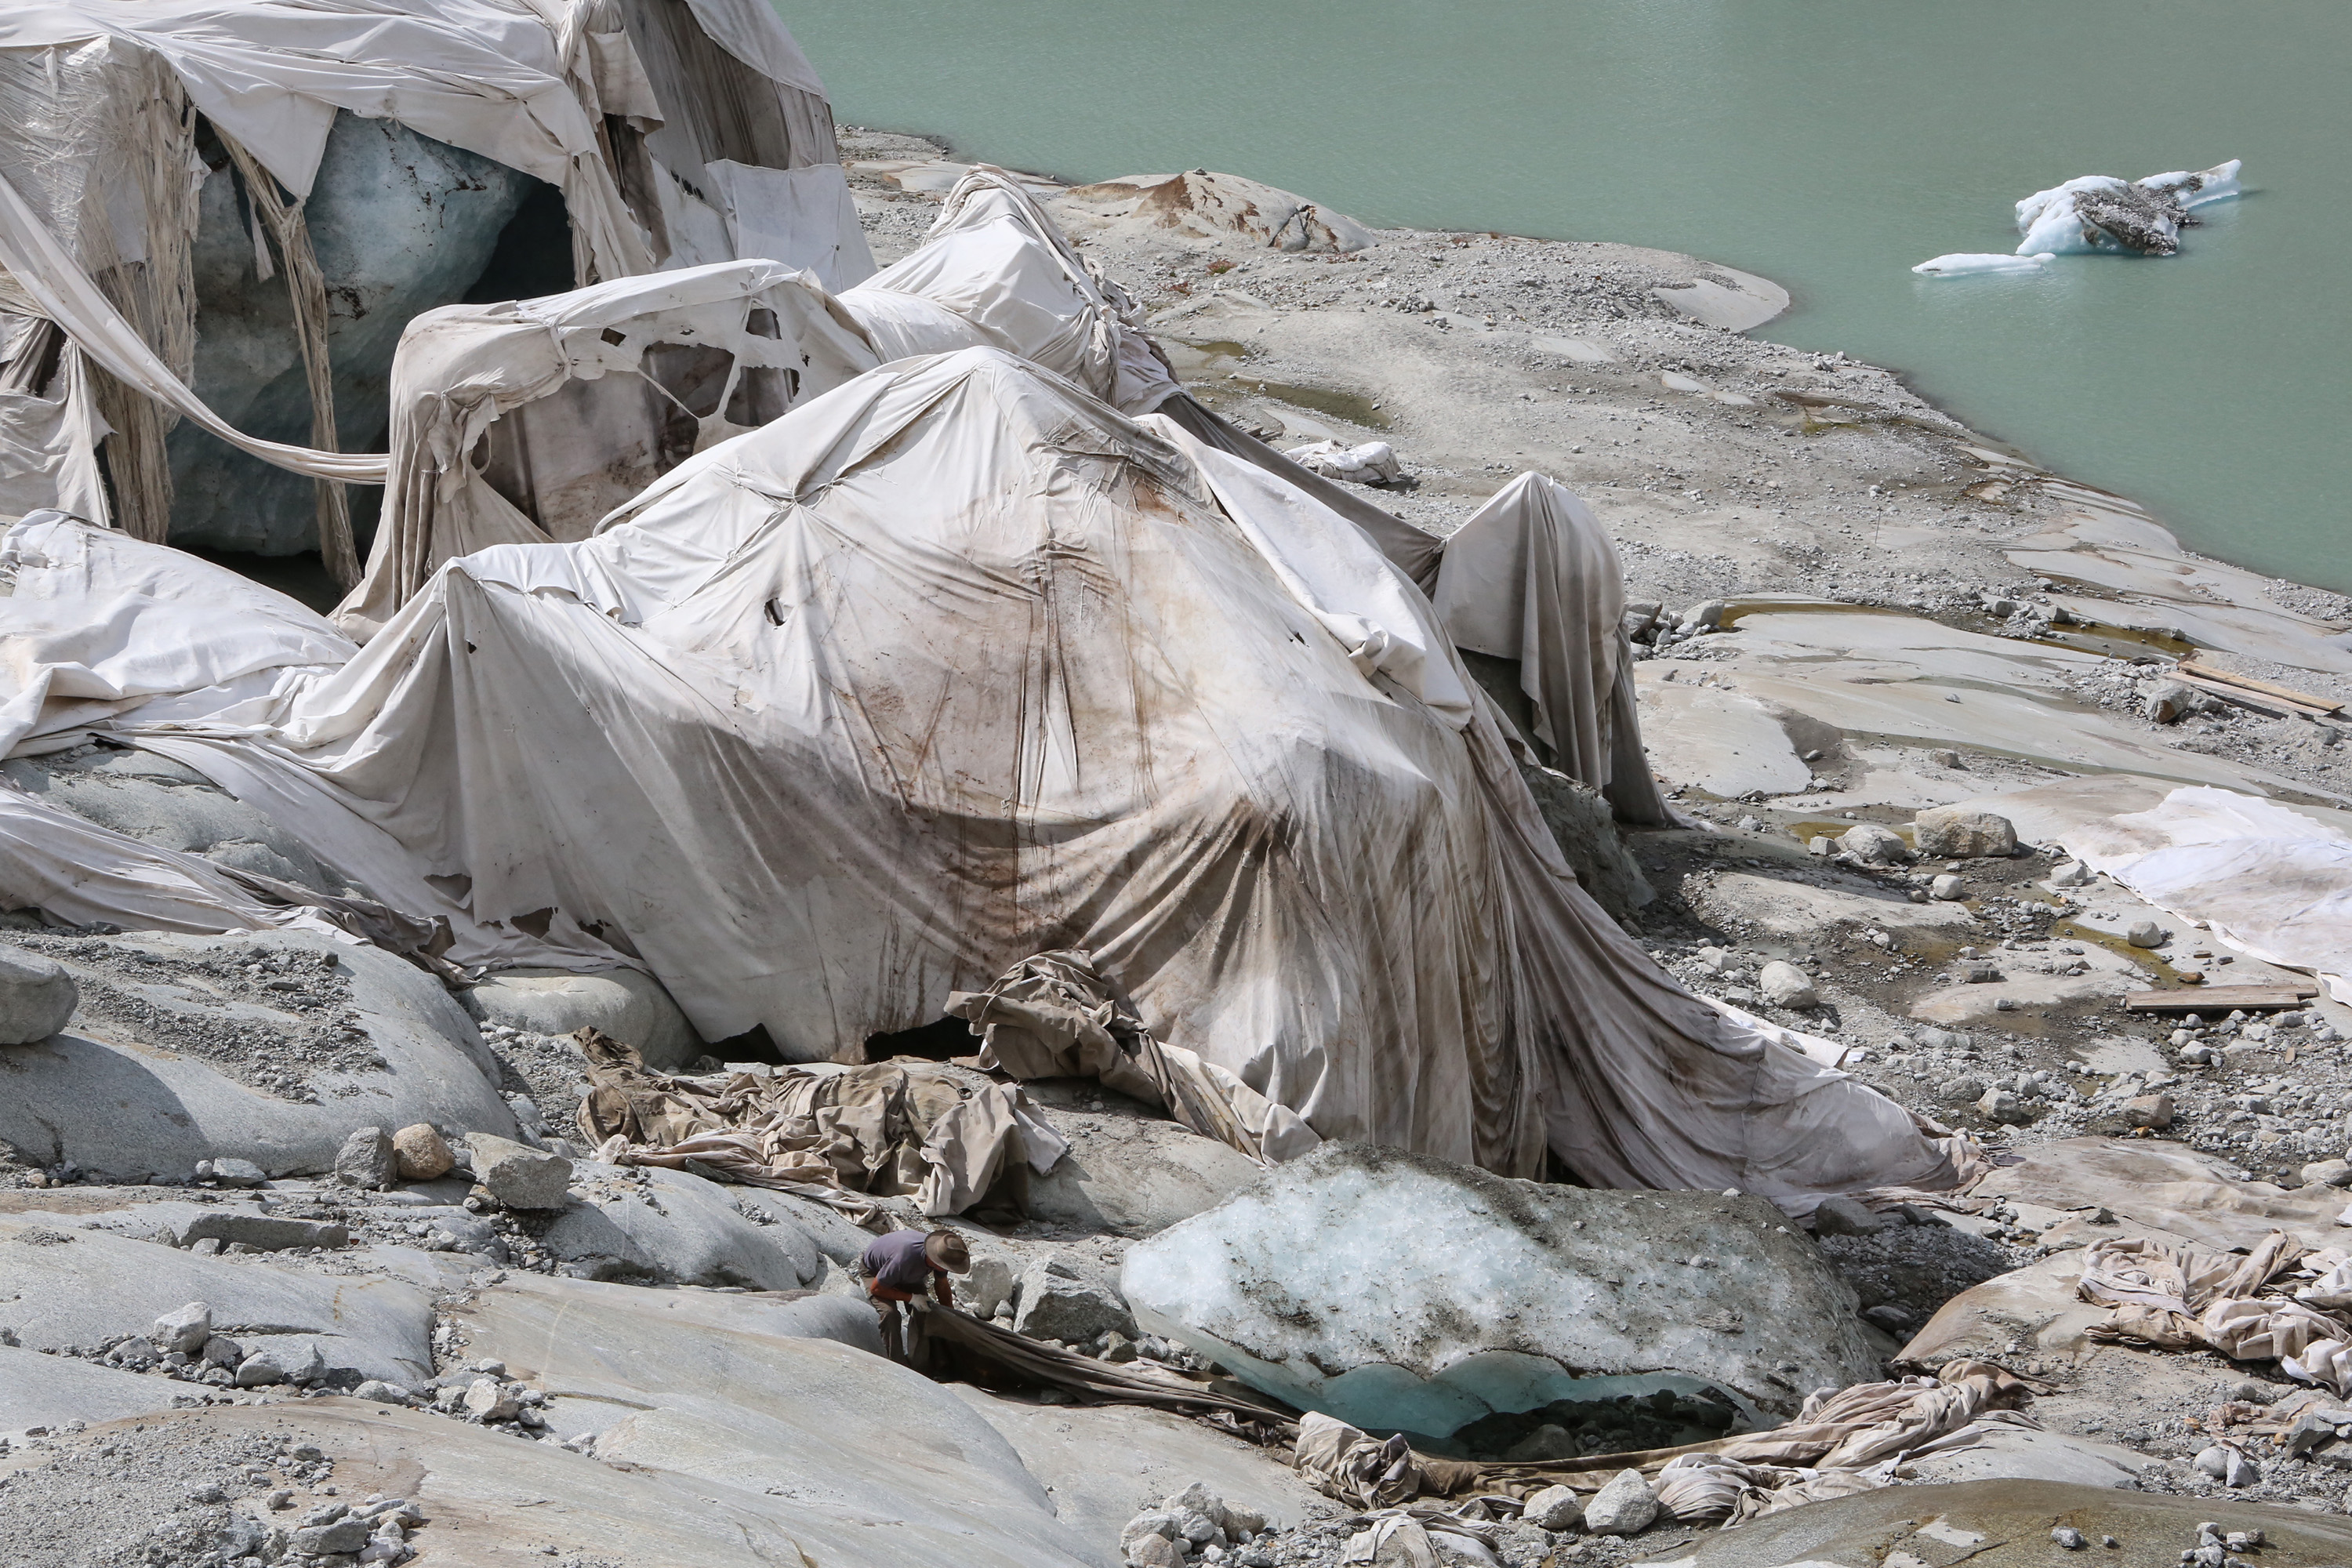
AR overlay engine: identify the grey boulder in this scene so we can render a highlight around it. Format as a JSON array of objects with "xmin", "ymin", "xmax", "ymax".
[
  {"xmin": 1756, "ymin": 960, "xmax": 1817, "ymax": 1009},
  {"xmin": 1523, "ymin": 1483, "xmax": 1583, "ymax": 1532},
  {"xmin": 468, "ymin": 1133, "xmax": 573, "ymax": 1209},
  {"xmin": 1120, "ymin": 1142, "xmax": 1879, "ymax": 1436},
  {"xmin": 1013, "ymin": 1255, "xmax": 1138, "ymax": 1345},
  {"xmin": 1911, "ymin": 807, "xmax": 2018, "ymax": 859},
  {"xmin": 1837, "ymin": 823, "xmax": 1909, "ymax": 865},
  {"xmin": 335, "ymin": 1126, "xmax": 397, "ymax": 1190},
  {"xmin": 1581, "ymin": 1468, "xmax": 1659, "ymax": 1534},
  {"xmin": 0, "ymin": 945, "xmax": 77, "ymax": 1044},
  {"xmin": 1022, "ymin": 1091, "xmax": 1266, "ymax": 1236}
]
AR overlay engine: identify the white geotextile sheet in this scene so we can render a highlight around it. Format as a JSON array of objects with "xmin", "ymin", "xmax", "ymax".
[
  {"xmin": 1432, "ymin": 471, "xmax": 1671, "ymax": 822},
  {"xmin": 840, "ymin": 168, "xmax": 1178, "ymax": 416},
  {"xmin": 2063, "ymin": 786, "xmax": 2352, "ymax": 1005},
  {"xmin": 0, "ymin": 347, "xmax": 1978, "ymax": 1211},
  {"xmin": 702, "ymin": 162, "xmax": 874, "ymax": 293},
  {"xmin": 336, "ymin": 259, "xmax": 880, "ymax": 638}
]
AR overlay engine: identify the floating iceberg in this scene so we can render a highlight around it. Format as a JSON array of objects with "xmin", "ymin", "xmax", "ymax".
[
  {"xmin": 2013, "ymin": 160, "xmax": 2241, "ymax": 256},
  {"xmin": 1913, "ymin": 252, "xmax": 2056, "ymax": 278}
]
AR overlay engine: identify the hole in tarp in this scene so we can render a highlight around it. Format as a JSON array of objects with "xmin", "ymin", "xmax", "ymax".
[
  {"xmin": 510, "ymin": 907, "xmax": 555, "ymax": 939},
  {"xmin": 599, "ymin": 326, "xmax": 630, "ymax": 347},
  {"xmin": 707, "ymin": 1023, "xmax": 783, "ymax": 1065},
  {"xmin": 461, "ymin": 178, "xmax": 575, "ymax": 305},
  {"xmin": 862, "ymin": 1017, "xmax": 972, "ymax": 1063}
]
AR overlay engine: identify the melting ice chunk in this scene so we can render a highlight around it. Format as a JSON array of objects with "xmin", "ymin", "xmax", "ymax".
[
  {"xmin": 1913, "ymin": 252, "xmax": 2056, "ymax": 278},
  {"xmin": 2013, "ymin": 160, "xmax": 2241, "ymax": 256}
]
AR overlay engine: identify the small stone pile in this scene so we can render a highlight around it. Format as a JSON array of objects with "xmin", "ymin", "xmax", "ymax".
[{"xmin": 1121, "ymin": 1482, "xmax": 1275, "ymax": 1566}]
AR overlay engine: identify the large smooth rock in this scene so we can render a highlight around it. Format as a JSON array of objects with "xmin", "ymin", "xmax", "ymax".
[
  {"xmin": 1662, "ymin": 1479, "xmax": 2352, "ymax": 1567},
  {"xmin": 170, "ymin": 112, "xmax": 540, "ymax": 556},
  {"xmin": 463, "ymin": 968, "xmax": 702, "ymax": 1069},
  {"xmin": 0, "ymin": 1212, "xmax": 433, "ymax": 1385},
  {"xmin": 1021, "ymin": 1094, "xmax": 1265, "ymax": 1237},
  {"xmin": 0, "ymin": 930, "xmax": 518, "ymax": 1181},
  {"xmin": 1120, "ymin": 1142, "xmax": 1879, "ymax": 1436},
  {"xmin": 442, "ymin": 1272, "xmax": 1096, "ymax": 1565},
  {"xmin": 0, "ymin": 944, "xmax": 76, "ymax": 1044},
  {"xmin": 539, "ymin": 1163, "xmax": 822, "ymax": 1289},
  {"xmin": 2, "ymin": 749, "xmax": 341, "ymax": 896},
  {"xmin": 949, "ymin": 1386, "xmax": 1323, "ymax": 1562},
  {"xmin": 63, "ymin": 1396, "xmax": 1098, "ymax": 1568},
  {"xmin": 0, "ymin": 1341, "xmax": 191, "ymax": 1434}
]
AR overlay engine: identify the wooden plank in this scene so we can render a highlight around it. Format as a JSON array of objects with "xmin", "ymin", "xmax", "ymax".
[
  {"xmin": 2174, "ymin": 672, "xmax": 2335, "ymax": 720},
  {"xmin": 2125, "ymin": 985, "xmax": 2318, "ymax": 1014},
  {"xmin": 2177, "ymin": 658, "xmax": 2344, "ymax": 715}
]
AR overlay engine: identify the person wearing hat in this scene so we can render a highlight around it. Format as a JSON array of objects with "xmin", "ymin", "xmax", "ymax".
[{"xmin": 859, "ymin": 1227, "xmax": 971, "ymax": 1360}]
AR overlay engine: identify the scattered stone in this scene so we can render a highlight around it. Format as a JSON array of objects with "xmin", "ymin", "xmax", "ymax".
[
  {"xmin": 352, "ymin": 1379, "xmax": 412, "ymax": 1404},
  {"xmin": 2049, "ymin": 859, "xmax": 2093, "ymax": 887},
  {"xmin": 235, "ymin": 1340, "xmax": 325, "ymax": 1386},
  {"xmin": 2126, "ymin": 920, "xmax": 2166, "ymax": 948},
  {"xmin": 2144, "ymin": 681, "xmax": 2198, "ymax": 724},
  {"xmin": 1523, "ymin": 1483, "xmax": 1584, "ymax": 1532},
  {"xmin": 1912, "ymin": 807, "xmax": 2017, "ymax": 859},
  {"xmin": 203, "ymin": 1157, "xmax": 268, "ymax": 1188},
  {"xmin": 1929, "ymin": 873, "xmax": 1965, "ymax": 900},
  {"xmin": 393, "ymin": 1122, "xmax": 456, "ymax": 1181},
  {"xmin": 1581, "ymin": 1468, "xmax": 1660, "ymax": 1534},
  {"xmin": 334, "ymin": 1126, "xmax": 397, "ymax": 1190},
  {"xmin": 1976, "ymin": 1088, "xmax": 2029, "ymax": 1124},
  {"xmin": 2304, "ymin": 1160, "xmax": 2352, "ymax": 1189},
  {"xmin": 468, "ymin": 1133, "xmax": 573, "ymax": 1209},
  {"xmin": 1812, "ymin": 1196, "xmax": 1885, "ymax": 1237},
  {"xmin": 151, "ymin": 1301, "xmax": 212, "ymax": 1356},
  {"xmin": 1757, "ymin": 960, "xmax": 1818, "ymax": 1009},
  {"xmin": 464, "ymin": 1377, "xmax": 521, "ymax": 1421},
  {"xmin": 292, "ymin": 1515, "xmax": 372, "ymax": 1555},
  {"xmin": 2052, "ymin": 1523, "xmax": 2087, "ymax": 1548},
  {"xmin": 1838, "ymin": 823, "xmax": 1909, "ymax": 865},
  {"xmin": 0, "ymin": 945, "xmax": 78, "ymax": 1044},
  {"xmin": 2123, "ymin": 1094, "xmax": 2175, "ymax": 1131}
]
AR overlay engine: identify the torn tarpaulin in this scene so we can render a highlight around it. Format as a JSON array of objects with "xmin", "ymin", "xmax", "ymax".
[
  {"xmin": 946, "ymin": 950, "xmax": 1319, "ymax": 1164},
  {"xmin": 575, "ymin": 1029, "xmax": 1066, "ymax": 1217}
]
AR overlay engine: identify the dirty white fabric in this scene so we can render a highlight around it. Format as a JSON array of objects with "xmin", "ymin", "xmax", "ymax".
[
  {"xmin": 2062, "ymin": 786, "xmax": 2352, "ymax": 1004},
  {"xmin": 839, "ymin": 167, "xmax": 1178, "ymax": 416},
  {"xmin": 1286, "ymin": 439, "xmax": 1402, "ymax": 485},
  {"xmin": 0, "ymin": 512, "xmax": 352, "ymax": 757},
  {"xmin": 2075, "ymin": 1230, "xmax": 2352, "ymax": 1392},
  {"xmin": 1433, "ymin": 472, "xmax": 1671, "ymax": 823},
  {"xmin": 0, "ymin": 349, "xmax": 1976, "ymax": 1206},
  {"xmin": 336, "ymin": 260, "xmax": 879, "ymax": 638},
  {"xmin": 701, "ymin": 162, "xmax": 874, "ymax": 292},
  {"xmin": 0, "ymin": 2, "xmax": 652, "ymax": 276},
  {"xmin": 575, "ymin": 1032, "xmax": 1064, "ymax": 1218},
  {"xmin": 944, "ymin": 949, "xmax": 1319, "ymax": 1163}
]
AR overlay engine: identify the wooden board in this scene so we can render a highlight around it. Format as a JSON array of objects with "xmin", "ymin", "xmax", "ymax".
[
  {"xmin": 2177, "ymin": 659, "xmax": 2343, "ymax": 716},
  {"xmin": 2125, "ymin": 985, "xmax": 2318, "ymax": 1014}
]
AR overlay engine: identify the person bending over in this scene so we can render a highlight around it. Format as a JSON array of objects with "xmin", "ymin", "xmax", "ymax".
[{"xmin": 860, "ymin": 1228, "xmax": 971, "ymax": 1359}]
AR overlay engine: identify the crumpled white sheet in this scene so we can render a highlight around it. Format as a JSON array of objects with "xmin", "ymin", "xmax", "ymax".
[
  {"xmin": 1285, "ymin": 439, "xmax": 1402, "ymax": 485},
  {"xmin": 840, "ymin": 166, "xmax": 1177, "ymax": 416},
  {"xmin": 2062, "ymin": 785, "xmax": 2352, "ymax": 1004},
  {"xmin": 2076, "ymin": 1230, "xmax": 2352, "ymax": 1396}
]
